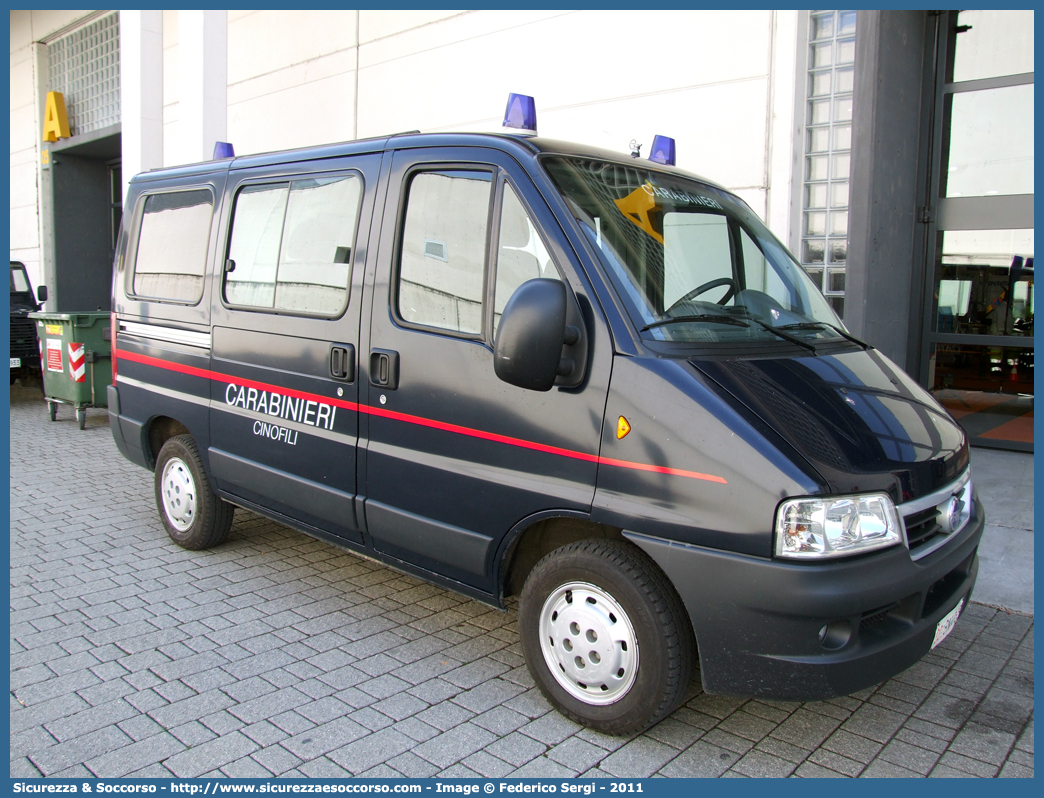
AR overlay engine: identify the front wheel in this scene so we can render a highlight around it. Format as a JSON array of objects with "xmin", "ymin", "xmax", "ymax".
[
  {"xmin": 519, "ymin": 539, "xmax": 695, "ymax": 735},
  {"xmin": 154, "ymin": 434, "xmax": 233, "ymax": 550}
]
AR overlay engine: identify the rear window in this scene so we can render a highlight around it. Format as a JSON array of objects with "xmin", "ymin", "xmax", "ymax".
[{"xmin": 131, "ymin": 189, "xmax": 214, "ymax": 303}]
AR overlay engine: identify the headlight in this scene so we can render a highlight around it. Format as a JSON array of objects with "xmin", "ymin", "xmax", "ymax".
[{"xmin": 775, "ymin": 493, "xmax": 903, "ymax": 559}]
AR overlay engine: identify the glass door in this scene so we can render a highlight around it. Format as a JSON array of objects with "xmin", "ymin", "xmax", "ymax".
[{"xmin": 920, "ymin": 10, "xmax": 1034, "ymax": 451}]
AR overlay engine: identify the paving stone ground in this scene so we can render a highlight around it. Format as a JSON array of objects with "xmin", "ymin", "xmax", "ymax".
[{"xmin": 9, "ymin": 383, "xmax": 1034, "ymax": 778}]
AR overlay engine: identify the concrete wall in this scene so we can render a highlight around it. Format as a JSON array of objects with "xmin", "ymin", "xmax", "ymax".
[
  {"xmin": 846, "ymin": 10, "xmax": 930, "ymax": 370},
  {"xmin": 11, "ymin": 9, "xmax": 801, "ymax": 296}
]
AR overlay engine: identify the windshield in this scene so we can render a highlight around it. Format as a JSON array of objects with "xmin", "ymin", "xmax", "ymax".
[
  {"xmin": 542, "ymin": 157, "xmax": 845, "ymax": 347},
  {"xmin": 10, "ymin": 264, "xmax": 31, "ymax": 293}
]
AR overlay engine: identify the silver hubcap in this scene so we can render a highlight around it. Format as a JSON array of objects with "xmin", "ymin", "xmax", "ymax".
[
  {"xmin": 161, "ymin": 457, "xmax": 197, "ymax": 532},
  {"xmin": 538, "ymin": 581, "xmax": 638, "ymax": 705}
]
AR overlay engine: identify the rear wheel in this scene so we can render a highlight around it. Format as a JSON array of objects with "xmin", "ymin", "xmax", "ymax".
[
  {"xmin": 154, "ymin": 434, "xmax": 233, "ymax": 550},
  {"xmin": 47, "ymin": 401, "xmax": 57, "ymax": 421},
  {"xmin": 76, "ymin": 408, "xmax": 86, "ymax": 430},
  {"xmin": 519, "ymin": 539, "xmax": 694, "ymax": 734}
]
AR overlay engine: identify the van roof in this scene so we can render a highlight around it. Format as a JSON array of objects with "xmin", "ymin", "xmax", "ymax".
[{"xmin": 129, "ymin": 132, "xmax": 723, "ymax": 191}]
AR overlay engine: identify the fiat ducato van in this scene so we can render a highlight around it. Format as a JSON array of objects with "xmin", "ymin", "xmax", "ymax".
[{"xmin": 109, "ymin": 127, "xmax": 983, "ymax": 733}]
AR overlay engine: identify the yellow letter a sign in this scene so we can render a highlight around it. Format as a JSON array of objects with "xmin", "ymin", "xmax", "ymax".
[{"xmin": 42, "ymin": 91, "xmax": 70, "ymax": 142}]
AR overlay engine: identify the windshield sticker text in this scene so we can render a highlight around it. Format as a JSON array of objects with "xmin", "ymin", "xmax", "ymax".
[
  {"xmin": 642, "ymin": 181, "xmax": 722, "ymax": 209},
  {"xmin": 225, "ymin": 383, "xmax": 337, "ymax": 430}
]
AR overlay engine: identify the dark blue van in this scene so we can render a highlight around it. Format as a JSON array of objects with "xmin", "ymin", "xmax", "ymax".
[{"xmin": 109, "ymin": 128, "xmax": 983, "ymax": 734}]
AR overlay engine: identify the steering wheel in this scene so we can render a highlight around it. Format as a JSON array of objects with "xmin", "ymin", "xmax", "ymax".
[{"xmin": 665, "ymin": 277, "xmax": 739, "ymax": 315}]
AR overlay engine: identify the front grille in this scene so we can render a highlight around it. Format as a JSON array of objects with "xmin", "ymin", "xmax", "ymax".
[
  {"xmin": 898, "ymin": 471, "xmax": 974, "ymax": 561},
  {"xmin": 10, "ymin": 316, "xmax": 39, "ymax": 359},
  {"xmin": 903, "ymin": 507, "xmax": 944, "ymax": 551}
]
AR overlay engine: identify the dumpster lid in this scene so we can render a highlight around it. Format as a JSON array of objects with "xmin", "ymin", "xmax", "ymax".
[{"xmin": 29, "ymin": 311, "xmax": 110, "ymax": 323}]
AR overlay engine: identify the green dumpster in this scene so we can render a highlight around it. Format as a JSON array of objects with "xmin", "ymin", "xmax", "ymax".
[{"xmin": 28, "ymin": 311, "xmax": 112, "ymax": 429}]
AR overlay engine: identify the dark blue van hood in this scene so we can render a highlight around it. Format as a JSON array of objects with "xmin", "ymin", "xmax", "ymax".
[{"xmin": 691, "ymin": 348, "xmax": 969, "ymax": 503}]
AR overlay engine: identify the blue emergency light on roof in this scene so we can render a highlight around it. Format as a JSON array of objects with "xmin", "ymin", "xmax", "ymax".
[
  {"xmin": 503, "ymin": 93, "xmax": 537, "ymax": 135},
  {"xmin": 648, "ymin": 135, "xmax": 676, "ymax": 166},
  {"xmin": 213, "ymin": 141, "xmax": 235, "ymax": 160}
]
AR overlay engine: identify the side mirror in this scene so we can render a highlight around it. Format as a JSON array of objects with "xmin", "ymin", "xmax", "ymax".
[
  {"xmin": 494, "ymin": 279, "xmax": 567, "ymax": 391},
  {"xmin": 36, "ymin": 285, "xmax": 48, "ymax": 303}
]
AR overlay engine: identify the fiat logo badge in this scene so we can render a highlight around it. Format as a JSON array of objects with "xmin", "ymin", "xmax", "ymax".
[{"xmin": 947, "ymin": 496, "xmax": 964, "ymax": 533}]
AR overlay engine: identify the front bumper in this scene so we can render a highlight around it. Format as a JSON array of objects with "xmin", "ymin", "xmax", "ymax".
[{"xmin": 627, "ymin": 491, "xmax": 985, "ymax": 700}]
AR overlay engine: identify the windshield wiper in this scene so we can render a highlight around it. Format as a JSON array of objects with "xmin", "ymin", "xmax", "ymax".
[
  {"xmin": 742, "ymin": 318, "xmax": 818, "ymax": 353},
  {"xmin": 641, "ymin": 314, "xmax": 750, "ymax": 332},
  {"xmin": 641, "ymin": 314, "xmax": 819, "ymax": 354},
  {"xmin": 776, "ymin": 322, "xmax": 872, "ymax": 349}
]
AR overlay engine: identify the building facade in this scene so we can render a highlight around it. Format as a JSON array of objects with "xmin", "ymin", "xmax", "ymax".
[{"xmin": 9, "ymin": 9, "xmax": 1034, "ymax": 450}]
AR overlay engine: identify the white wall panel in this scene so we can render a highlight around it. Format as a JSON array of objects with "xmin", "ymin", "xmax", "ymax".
[
  {"xmin": 9, "ymin": 54, "xmax": 36, "ymax": 112},
  {"xmin": 10, "ymin": 154, "xmax": 38, "ymax": 206},
  {"xmin": 227, "ymin": 11, "xmax": 358, "ymax": 86},
  {"xmin": 229, "ymin": 71, "xmax": 357, "ymax": 156},
  {"xmin": 359, "ymin": 10, "xmax": 562, "ymax": 68},
  {"xmin": 177, "ymin": 10, "xmax": 226, "ymax": 165},
  {"xmin": 10, "ymin": 10, "xmax": 33, "ymax": 52},
  {"xmin": 27, "ymin": 10, "xmax": 94, "ymax": 41},
  {"xmin": 359, "ymin": 10, "xmax": 770, "ymax": 102},
  {"xmin": 10, "ymin": 206, "xmax": 40, "ymax": 252},
  {"xmin": 163, "ymin": 9, "xmax": 178, "ymax": 104},
  {"xmin": 357, "ymin": 11, "xmax": 772, "ymax": 174},
  {"xmin": 10, "ymin": 247, "xmax": 41, "ymax": 271},
  {"xmin": 121, "ymin": 10, "xmax": 164, "ymax": 197},
  {"xmin": 766, "ymin": 10, "xmax": 799, "ymax": 239},
  {"xmin": 163, "ymin": 11, "xmax": 179, "ymax": 166},
  {"xmin": 228, "ymin": 47, "xmax": 357, "ymax": 107},
  {"xmin": 360, "ymin": 10, "xmax": 467, "ymax": 44},
  {"xmin": 9, "ymin": 104, "xmax": 37, "ymax": 163}
]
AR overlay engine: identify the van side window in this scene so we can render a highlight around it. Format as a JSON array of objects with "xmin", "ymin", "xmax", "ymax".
[
  {"xmin": 493, "ymin": 182, "xmax": 560, "ymax": 330},
  {"xmin": 132, "ymin": 189, "xmax": 213, "ymax": 303},
  {"xmin": 224, "ymin": 175, "xmax": 362, "ymax": 316},
  {"xmin": 398, "ymin": 170, "xmax": 492, "ymax": 335}
]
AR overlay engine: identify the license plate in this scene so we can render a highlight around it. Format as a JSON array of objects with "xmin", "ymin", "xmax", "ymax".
[
  {"xmin": 931, "ymin": 598, "xmax": 964, "ymax": 649},
  {"xmin": 10, "ymin": 357, "xmax": 20, "ymax": 368}
]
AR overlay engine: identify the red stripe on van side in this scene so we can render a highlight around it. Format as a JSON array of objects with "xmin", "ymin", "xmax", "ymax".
[
  {"xmin": 364, "ymin": 403, "xmax": 603, "ymax": 464},
  {"xmin": 116, "ymin": 349, "xmax": 362, "ymax": 411},
  {"xmin": 115, "ymin": 347, "xmax": 727, "ymax": 485},
  {"xmin": 117, "ymin": 349, "xmax": 214, "ymax": 381}
]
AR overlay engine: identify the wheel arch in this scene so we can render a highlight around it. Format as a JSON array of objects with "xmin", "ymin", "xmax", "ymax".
[
  {"xmin": 144, "ymin": 415, "xmax": 191, "ymax": 471},
  {"xmin": 495, "ymin": 510, "xmax": 625, "ymax": 603}
]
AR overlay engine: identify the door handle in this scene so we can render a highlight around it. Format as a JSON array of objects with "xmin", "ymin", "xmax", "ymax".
[
  {"xmin": 369, "ymin": 349, "xmax": 399, "ymax": 390},
  {"xmin": 330, "ymin": 344, "xmax": 355, "ymax": 381}
]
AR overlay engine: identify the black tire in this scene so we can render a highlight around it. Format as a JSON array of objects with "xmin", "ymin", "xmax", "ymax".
[
  {"xmin": 519, "ymin": 539, "xmax": 695, "ymax": 735},
  {"xmin": 76, "ymin": 408, "xmax": 86, "ymax": 430},
  {"xmin": 47, "ymin": 401, "xmax": 57, "ymax": 421},
  {"xmin": 154, "ymin": 434, "xmax": 233, "ymax": 550}
]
